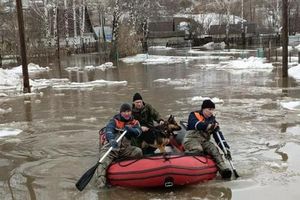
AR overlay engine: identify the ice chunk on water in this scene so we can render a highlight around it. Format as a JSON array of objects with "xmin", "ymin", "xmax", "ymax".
[{"xmin": 0, "ymin": 128, "xmax": 22, "ymax": 138}]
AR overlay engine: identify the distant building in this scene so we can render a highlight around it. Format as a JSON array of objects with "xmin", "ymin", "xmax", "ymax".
[
  {"xmin": 147, "ymin": 17, "xmax": 190, "ymax": 47},
  {"xmin": 208, "ymin": 23, "xmax": 257, "ymax": 38}
]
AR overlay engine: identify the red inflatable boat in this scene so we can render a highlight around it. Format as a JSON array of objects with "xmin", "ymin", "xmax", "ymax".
[{"xmin": 107, "ymin": 153, "xmax": 217, "ymax": 188}]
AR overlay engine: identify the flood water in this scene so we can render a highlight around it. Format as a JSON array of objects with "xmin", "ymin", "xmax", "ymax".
[{"xmin": 1, "ymin": 47, "xmax": 300, "ymax": 200}]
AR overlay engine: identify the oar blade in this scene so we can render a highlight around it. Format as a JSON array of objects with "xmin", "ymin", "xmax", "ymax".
[{"xmin": 76, "ymin": 163, "xmax": 99, "ymax": 191}]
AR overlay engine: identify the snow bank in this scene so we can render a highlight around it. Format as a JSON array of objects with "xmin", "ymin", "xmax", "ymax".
[
  {"xmin": 218, "ymin": 57, "xmax": 273, "ymax": 74},
  {"xmin": 288, "ymin": 65, "xmax": 300, "ymax": 81},
  {"xmin": 0, "ymin": 63, "xmax": 49, "ymax": 92},
  {"xmin": 0, "ymin": 68, "xmax": 22, "ymax": 86},
  {"xmin": 1, "ymin": 62, "xmax": 126, "ymax": 95},
  {"xmin": 10, "ymin": 63, "xmax": 49, "ymax": 75}
]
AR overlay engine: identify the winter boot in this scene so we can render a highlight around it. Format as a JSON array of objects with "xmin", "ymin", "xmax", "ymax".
[
  {"xmin": 220, "ymin": 168, "xmax": 232, "ymax": 179},
  {"xmin": 217, "ymin": 161, "xmax": 232, "ymax": 179}
]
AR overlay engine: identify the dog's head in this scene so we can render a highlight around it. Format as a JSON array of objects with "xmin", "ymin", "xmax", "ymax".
[
  {"xmin": 157, "ymin": 115, "xmax": 182, "ymax": 137},
  {"xmin": 166, "ymin": 115, "xmax": 182, "ymax": 132},
  {"xmin": 141, "ymin": 115, "xmax": 182, "ymax": 146}
]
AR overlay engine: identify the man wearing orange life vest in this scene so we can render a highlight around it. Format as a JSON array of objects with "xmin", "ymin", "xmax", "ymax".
[
  {"xmin": 183, "ymin": 99, "xmax": 232, "ymax": 179},
  {"xmin": 96, "ymin": 103, "xmax": 143, "ymax": 188}
]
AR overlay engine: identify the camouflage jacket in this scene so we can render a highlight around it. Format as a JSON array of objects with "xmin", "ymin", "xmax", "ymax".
[{"xmin": 132, "ymin": 102, "xmax": 163, "ymax": 127}]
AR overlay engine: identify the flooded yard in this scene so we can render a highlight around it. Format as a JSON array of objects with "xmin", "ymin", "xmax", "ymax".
[{"xmin": 1, "ymin": 47, "xmax": 300, "ymax": 200}]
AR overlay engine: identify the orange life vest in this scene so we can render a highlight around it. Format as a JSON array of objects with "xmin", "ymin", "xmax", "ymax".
[
  {"xmin": 194, "ymin": 112, "xmax": 205, "ymax": 122},
  {"xmin": 99, "ymin": 118, "xmax": 139, "ymax": 146},
  {"xmin": 114, "ymin": 118, "xmax": 139, "ymax": 129}
]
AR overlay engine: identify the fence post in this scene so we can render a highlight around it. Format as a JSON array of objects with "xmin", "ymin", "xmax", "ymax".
[
  {"xmin": 268, "ymin": 40, "xmax": 271, "ymax": 61},
  {"xmin": 257, "ymin": 48, "xmax": 264, "ymax": 58}
]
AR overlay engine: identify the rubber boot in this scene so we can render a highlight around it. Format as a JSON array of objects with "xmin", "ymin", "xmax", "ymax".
[
  {"xmin": 214, "ymin": 153, "xmax": 232, "ymax": 179},
  {"xmin": 96, "ymin": 164, "xmax": 107, "ymax": 188},
  {"xmin": 220, "ymin": 168, "xmax": 232, "ymax": 179},
  {"xmin": 202, "ymin": 141, "xmax": 232, "ymax": 179},
  {"xmin": 217, "ymin": 161, "xmax": 232, "ymax": 179}
]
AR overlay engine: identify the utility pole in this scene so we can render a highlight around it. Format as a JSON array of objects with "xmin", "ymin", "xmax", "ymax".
[
  {"xmin": 241, "ymin": 0, "xmax": 246, "ymax": 47},
  {"xmin": 282, "ymin": 0, "xmax": 288, "ymax": 78},
  {"xmin": 56, "ymin": 7, "xmax": 60, "ymax": 63},
  {"xmin": 16, "ymin": 0, "xmax": 31, "ymax": 93}
]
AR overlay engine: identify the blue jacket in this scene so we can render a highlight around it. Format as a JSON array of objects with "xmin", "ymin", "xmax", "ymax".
[
  {"xmin": 187, "ymin": 110, "xmax": 229, "ymax": 149},
  {"xmin": 105, "ymin": 113, "xmax": 142, "ymax": 142},
  {"xmin": 187, "ymin": 110, "xmax": 216, "ymax": 131}
]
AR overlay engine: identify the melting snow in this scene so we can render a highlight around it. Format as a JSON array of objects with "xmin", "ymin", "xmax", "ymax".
[
  {"xmin": 1, "ymin": 62, "xmax": 125, "ymax": 95},
  {"xmin": 0, "ymin": 128, "xmax": 22, "ymax": 138},
  {"xmin": 66, "ymin": 62, "xmax": 115, "ymax": 72},
  {"xmin": 280, "ymin": 101, "xmax": 300, "ymax": 110},
  {"xmin": 0, "ymin": 108, "xmax": 12, "ymax": 114},
  {"xmin": 289, "ymin": 65, "xmax": 300, "ymax": 81},
  {"xmin": 218, "ymin": 57, "xmax": 273, "ymax": 74}
]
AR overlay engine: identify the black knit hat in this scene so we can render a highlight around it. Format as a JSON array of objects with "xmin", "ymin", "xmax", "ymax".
[
  {"xmin": 132, "ymin": 93, "xmax": 143, "ymax": 102},
  {"xmin": 120, "ymin": 103, "xmax": 132, "ymax": 112},
  {"xmin": 201, "ymin": 99, "xmax": 215, "ymax": 109}
]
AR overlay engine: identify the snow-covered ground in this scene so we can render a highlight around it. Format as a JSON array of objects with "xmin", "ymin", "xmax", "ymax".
[{"xmin": 289, "ymin": 64, "xmax": 300, "ymax": 80}]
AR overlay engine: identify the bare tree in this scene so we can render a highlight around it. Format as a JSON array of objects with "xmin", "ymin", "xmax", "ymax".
[
  {"xmin": 110, "ymin": 0, "xmax": 121, "ymax": 59},
  {"xmin": 262, "ymin": 0, "xmax": 282, "ymax": 33}
]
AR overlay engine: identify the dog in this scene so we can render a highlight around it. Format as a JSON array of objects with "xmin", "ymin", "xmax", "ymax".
[{"xmin": 139, "ymin": 115, "xmax": 182, "ymax": 153}]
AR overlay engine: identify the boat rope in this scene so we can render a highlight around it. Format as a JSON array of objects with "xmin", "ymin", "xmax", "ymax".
[
  {"xmin": 116, "ymin": 159, "xmax": 140, "ymax": 167},
  {"xmin": 193, "ymin": 155, "xmax": 209, "ymax": 164},
  {"xmin": 114, "ymin": 153, "xmax": 210, "ymax": 167}
]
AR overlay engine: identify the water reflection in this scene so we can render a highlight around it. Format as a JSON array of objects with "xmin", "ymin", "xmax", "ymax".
[
  {"xmin": 24, "ymin": 98, "xmax": 32, "ymax": 122},
  {"xmin": 282, "ymin": 77, "xmax": 289, "ymax": 96},
  {"xmin": 96, "ymin": 185, "xmax": 232, "ymax": 200}
]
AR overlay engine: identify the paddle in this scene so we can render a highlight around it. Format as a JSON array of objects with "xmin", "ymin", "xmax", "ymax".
[
  {"xmin": 75, "ymin": 130, "xmax": 127, "ymax": 191},
  {"xmin": 215, "ymin": 131, "xmax": 240, "ymax": 178}
]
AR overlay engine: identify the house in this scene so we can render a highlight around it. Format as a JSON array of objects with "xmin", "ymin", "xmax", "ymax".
[
  {"xmin": 147, "ymin": 17, "xmax": 190, "ymax": 47},
  {"xmin": 208, "ymin": 23, "xmax": 257, "ymax": 38}
]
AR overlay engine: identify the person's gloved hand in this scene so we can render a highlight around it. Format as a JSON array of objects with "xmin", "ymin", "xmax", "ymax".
[
  {"xmin": 109, "ymin": 139, "xmax": 118, "ymax": 149},
  {"xmin": 210, "ymin": 116, "xmax": 217, "ymax": 123},
  {"xmin": 206, "ymin": 123, "xmax": 216, "ymax": 133},
  {"xmin": 125, "ymin": 125, "xmax": 135, "ymax": 133},
  {"xmin": 214, "ymin": 125, "xmax": 220, "ymax": 132},
  {"xmin": 225, "ymin": 148, "xmax": 232, "ymax": 160},
  {"xmin": 125, "ymin": 125, "xmax": 140, "ymax": 138}
]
